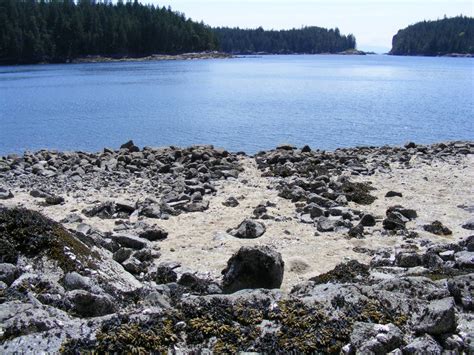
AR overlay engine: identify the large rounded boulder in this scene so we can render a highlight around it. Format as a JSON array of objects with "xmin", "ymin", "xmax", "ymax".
[
  {"xmin": 221, "ymin": 246, "xmax": 284, "ymax": 293},
  {"xmin": 229, "ymin": 219, "xmax": 266, "ymax": 239}
]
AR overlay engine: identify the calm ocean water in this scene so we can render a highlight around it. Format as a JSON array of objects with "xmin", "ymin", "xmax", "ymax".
[{"xmin": 0, "ymin": 55, "xmax": 473, "ymax": 155}]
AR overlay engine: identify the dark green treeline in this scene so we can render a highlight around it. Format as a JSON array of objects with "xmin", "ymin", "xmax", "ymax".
[
  {"xmin": 0, "ymin": 0, "xmax": 358, "ymax": 64},
  {"xmin": 214, "ymin": 26, "xmax": 356, "ymax": 54},
  {"xmin": 0, "ymin": 0, "xmax": 218, "ymax": 64},
  {"xmin": 390, "ymin": 16, "xmax": 474, "ymax": 56}
]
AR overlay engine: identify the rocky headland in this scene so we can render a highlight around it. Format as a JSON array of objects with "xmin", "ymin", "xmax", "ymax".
[{"xmin": 0, "ymin": 140, "xmax": 473, "ymax": 353}]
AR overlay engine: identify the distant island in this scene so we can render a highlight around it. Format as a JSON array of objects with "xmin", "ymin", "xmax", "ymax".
[
  {"xmin": 0, "ymin": 0, "xmax": 356, "ymax": 65},
  {"xmin": 390, "ymin": 16, "xmax": 474, "ymax": 56},
  {"xmin": 214, "ymin": 26, "xmax": 356, "ymax": 55}
]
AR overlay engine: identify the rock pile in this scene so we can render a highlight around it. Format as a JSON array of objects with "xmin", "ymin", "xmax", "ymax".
[
  {"xmin": 0, "ymin": 142, "xmax": 242, "ymax": 219},
  {"xmin": 255, "ymin": 141, "xmax": 472, "ymax": 238}
]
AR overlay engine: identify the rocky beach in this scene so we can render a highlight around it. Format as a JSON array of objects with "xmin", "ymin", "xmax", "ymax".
[
  {"xmin": 70, "ymin": 52, "xmax": 234, "ymax": 64},
  {"xmin": 0, "ymin": 140, "xmax": 473, "ymax": 353}
]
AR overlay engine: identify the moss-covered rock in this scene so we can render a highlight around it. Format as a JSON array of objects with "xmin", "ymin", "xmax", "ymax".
[{"xmin": 0, "ymin": 207, "xmax": 98, "ymax": 271}]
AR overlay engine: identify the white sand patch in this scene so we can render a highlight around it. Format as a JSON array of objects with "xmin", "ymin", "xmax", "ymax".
[{"xmin": 2, "ymin": 155, "xmax": 473, "ymax": 292}]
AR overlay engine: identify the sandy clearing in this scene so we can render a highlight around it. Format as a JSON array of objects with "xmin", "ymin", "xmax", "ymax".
[{"xmin": 2, "ymin": 155, "xmax": 473, "ymax": 292}]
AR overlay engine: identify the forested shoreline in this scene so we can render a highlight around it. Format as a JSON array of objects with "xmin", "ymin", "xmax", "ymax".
[
  {"xmin": 214, "ymin": 26, "xmax": 356, "ymax": 54},
  {"xmin": 390, "ymin": 16, "xmax": 474, "ymax": 56},
  {"xmin": 0, "ymin": 0, "xmax": 356, "ymax": 65},
  {"xmin": 0, "ymin": 0, "xmax": 218, "ymax": 64},
  {"xmin": 2, "ymin": 1, "xmax": 472, "ymax": 65}
]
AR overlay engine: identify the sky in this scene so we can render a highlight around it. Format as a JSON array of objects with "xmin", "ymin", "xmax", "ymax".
[{"xmin": 145, "ymin": 0, "xmax": 473, "ymax": 52}]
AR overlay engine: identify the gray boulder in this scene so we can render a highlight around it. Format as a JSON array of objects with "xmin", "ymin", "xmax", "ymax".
[
  {"xmin": 63, "ymin": 272, "xmax": 93, "ymax": 291},
  {"xmin": 305, "ymin": 203, "xmax": 324, "ymax": 218},
  {"xmin": 0, "ymin": 187, "xmax": 13, "ymax": 200},
  {"xmin": 461, "ymin": 219, "xmax": 474, "ymax": 230},
  {"xmin": 459, "ymin": 235, "xmax": 474, "ymax": 252},
  {"xmin": 76, "ymin": 223, "xmax": 92, "ymax": 236},
  {"xmin": 113, "ymin": 248, "xmax": 133, "ymax": 263},
  {"xmin": 387, "ymin": 205, "xmax": 417, "ymax": 220},
  {"xmin": 0, "ymin": 263, "xmax": 19, "ymax": 286},
  {"xmin": 348, "ymin": 322, "xmax": 403, "ymax": 354},
  {"xmin": 45, "ymin": 195, "xmax": 64, "ymax": 205},
  {"xmin": 447, "ymin": 274, "xmax": 474, "ymax": 311},
  {"xmin": 229, "ymin": 219, "xmax": 266, "ymax": 239},
  {"xmin": 222, "ymin": 246, "xmax": 284, "ymax": 293},
  {"xmin": 403, "ymin": 334, "xmax": 442, "ymax": 354},
  {"xmin": 415, "ymin": 297, "xmax": 457, "ymax": 335},
  {"xmin": 395, "ymin": 252, "xmax": 422, "ymax": 268},
  {"xmin": 222, "ymin": 196, "xmax": 239, "ymax": 207},
  {"xmin": 440, "ymin": 333, "xmax": 465, "ymax": 352},
  {"xmin": 0, "ymin": 301, "xmax": 83, "ymax": 353},
  {"xmin": 360, "ymin": 213, "xmax": 376, "ymax": 227},
  {"xmin": 30, "ymin": 189, "xmax": 51, "ymax": 198},
  {"xmin": 112, "ymin": 234, "xmax": 147, "ymax": 250},
  {"xmin": 454, "ymin": 251, "xmax": 473, "ymax": 269},
  {"xmin": 139, "ymin": 227, "xmax": 168, "ymax": 241},
  {"xmin": 61, "ymin": 213, "xmax": 83, "ymax": 224},
  {"xmin": 383, "ymin": 210, "xmax": 407, "ymax": 231},
  {"xmin": 120, "ymin": 140, "xmax": 140, "ymax": 152},
  {"xmin": 82, "ymin": 201, "xmax": 116, "ymax": 219},
  {"xmin": 348, "ymin": 224, "xmax": 364, "ymax": 239},
  {"xmin": 317, "ymin": 217, "xmax": 344, "ymax": 232},
  {"xmin": 67, "ymin": 290, "xmax": 116, "ymax": 317},
  {"xmin": 183, "ymin": 200, "xmax": 209, "ymax": 212},
  {"xmin": 122, "ymin": 257, "xmax": 143, "ymax": 274},
  {"xmin": 140, "ymin": 204, "xmax": 162, "ymax": 219},
  {"xmin": 423, "ymin": 221, "xmax": 452, "ymax": 236},
  {"xmin": 385, "ymin": 191, "xmax": 403, "ymax": 198}
]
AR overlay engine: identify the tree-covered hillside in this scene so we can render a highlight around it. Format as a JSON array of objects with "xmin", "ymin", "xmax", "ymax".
[
  {"xmin": 390, "ymin": 16, "xmax": 474, "ymax": 56},
  {"xmin": 0, "ymin": 0, "xmax": 358, "ymax": 64},
  {"xmin": 0, "ymin": 0, "xmax": 218, "ymax": 64},
  {"xmin": 214, "ymin": 26, "xmax": 356, "ymax": 54}
]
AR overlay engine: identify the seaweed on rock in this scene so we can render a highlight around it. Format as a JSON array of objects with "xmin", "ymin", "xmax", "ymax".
[
  {"xmin": 61, "ymin": 291, "xmax": 410, "ymax": 353},
  {"xmin": 340, "ymin": 180, "xmax": 377, "ymax": 205},
  {"xmin": 309, "ymin": 260, "xmax": 370, "ymax": 284}
]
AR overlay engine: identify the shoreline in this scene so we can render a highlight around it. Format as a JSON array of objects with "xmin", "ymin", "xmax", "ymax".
[
  {"xmin": 1, "ymin": 139, "xmax": 471, "ymax": 159},
  {"xmin": 1, "ymin": 140, "xmax": 473, "ymax": 352},
  {"xmin": 0, "ymin": 51, "xmax": 234, "ymax": 66},
  {"xmin": 388, "ymin": 52, "xmax": 474, "ymax": 58},
  {"xmin": 71, "ymin": 51, "xmax": 234, "ymax": 64},
  {"xmin": 3, "ymin": 51, "xmax": 472, "ymax": 66}
]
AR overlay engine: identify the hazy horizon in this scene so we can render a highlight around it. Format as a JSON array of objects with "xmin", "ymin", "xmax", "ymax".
[{"xmin": 144, "ymin": 0, "xmax": 473, "ymax": 52}]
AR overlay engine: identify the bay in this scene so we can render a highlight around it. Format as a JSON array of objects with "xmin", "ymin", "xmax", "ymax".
[{"xmin": 0, "ymin": 55, "xmax": 473, "ymax": 155}]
